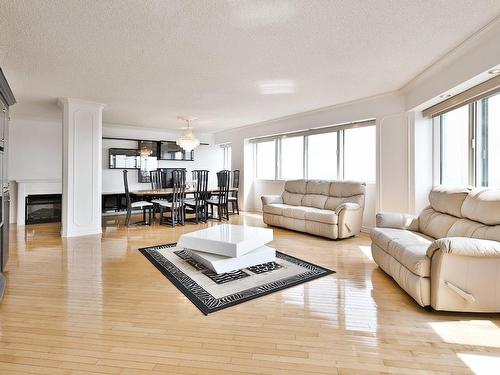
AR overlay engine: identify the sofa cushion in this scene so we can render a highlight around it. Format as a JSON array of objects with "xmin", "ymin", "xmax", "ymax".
[
  {"xmin": 324, "ymin": 195, "xmax": 364, "ymax": 211},
  {"xmin": 447, "ymin": 218, "xmax": 485, "ymax": 238},
  {"xmin": 329, "ymin": 180, "xmax": 366, "ymax": 197},
  {"xmin": 462, "ymin": 188, "xmax": 500, "ymax": 225},
  {"xmin": 263, "ymin": 203, "xmax": 288, "ymax": 216},
  {"xmin": 370, "ymin": 228, "xmax": 432, "ymax": 277},
  {"xmin": 304, "ymin": 209, "xmax": 338, "ymax": 225},
  {"xmin": 372, "ymin": 244, "xmax": 431, "ymax": 306},
  {"xmin": 284, "ymin": 180, "xmax": 307, "ymax": 194},
  {"xmin": 429, "ymin": 185, "xmax": 470, "ymax": 218},
  {"xmin": 418, "ymin": 207, "xmax": 460, "ymax": 239},
  {"xmin": 471, "ymin": 225, "xmax": 500, "ymax": 242},
  {"xmin": 302, "ymin": 194, "xmax": 328, "ymax": 209},
  {"xmin": 282, "ymin": 206, "xmax": 317, "ymax": 220},
  {"xmin": 282, "ymin": 191, "xmax": 304, "ymax": 206},
  {"xmin": 306, "ymin": 180, "xmax": 330, "ymax": 195}
]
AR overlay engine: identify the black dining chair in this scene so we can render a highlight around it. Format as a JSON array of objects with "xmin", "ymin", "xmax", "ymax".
[
  {"xmin": 228, "ymin": 169, "xmax": 240, "ymax": 215},
  {"xmin": 185, "ymin": 170, "xmax": 209, "ymax": 223},
  {"xmin": 206, "ymin": 170, "xmax": 230, "ymax": 221},
  {"xmin": 123, "ymin": 170, "xmax": 153, "ymax": 226},
  {"xmin": 156, "ymin": 169, "xmax": 186, "ymax": 226},
  {"xmin": 150, "ymin": 170, "xmax": 164, "ymax": 189}
]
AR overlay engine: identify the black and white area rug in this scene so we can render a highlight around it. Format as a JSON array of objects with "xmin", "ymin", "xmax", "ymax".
[{"xmin": 139, "ymin": 243, "xmax": 335, "ymax": 315}]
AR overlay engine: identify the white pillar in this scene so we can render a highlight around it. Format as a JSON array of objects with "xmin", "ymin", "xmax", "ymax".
[{"xmin": 58, "ymin": 98, "xmax": 105, "ymax": 237}]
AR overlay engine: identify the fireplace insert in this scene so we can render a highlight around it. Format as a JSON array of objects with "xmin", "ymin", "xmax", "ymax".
[{"xmin": 25, "ymin": 194, "xmax": 62, "ymax": 224}]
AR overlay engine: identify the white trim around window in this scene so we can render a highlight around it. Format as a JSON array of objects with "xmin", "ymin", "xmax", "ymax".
[{"xmin": 252, "ymin": 120, "xmax": 376, "ymax": 183}]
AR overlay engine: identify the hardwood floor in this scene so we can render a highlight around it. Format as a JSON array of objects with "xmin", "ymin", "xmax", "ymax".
[{"xmin": 1, "ymin": 212, "xmax": 499, "ymax": 374}]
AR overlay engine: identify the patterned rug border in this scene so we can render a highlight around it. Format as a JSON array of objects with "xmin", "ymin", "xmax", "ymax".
[{"xmin": 139, "ymin": 242, "xmax": 335, "ymax": 315}]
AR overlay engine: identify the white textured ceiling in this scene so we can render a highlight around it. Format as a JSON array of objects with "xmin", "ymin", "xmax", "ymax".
[{"xmin": 1, "ymin": 0, "xmax": 499, "ymax": 131}]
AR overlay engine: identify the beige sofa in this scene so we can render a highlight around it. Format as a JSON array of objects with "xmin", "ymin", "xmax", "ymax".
[
  {"xmin": 371, "ymin": 186, "xmax": 500, "ymax": 312},
  {"xmin": 261, "ymin": 180, "xmax": 366, "ymax": 239}
]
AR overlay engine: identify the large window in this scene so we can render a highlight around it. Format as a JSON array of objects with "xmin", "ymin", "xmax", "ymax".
[
  {"xmin": 221, "ymin": 144, "xmax": 232, "ymax": 170},
  {"xmin": 344, "ymin": 126, "xmax": 376, "ymax": 182},
  {"xmin": 437, "ymin": 91, "xmax": 500, "ymax": 187},
  {"xmin": 255, "ymin": 140, "xmax": 276, "ymax": 179},
  {"xmin": 478, "ymin": 93, "xmax": 500, "ymax": 186},
  {"xmin": 253, "ymin": 122, "xmax": 375, "ymax": 183},
  {"xmin": 440, "ymin": 106, "xmax": 470, "ymax": 186},
  {"xmin": 307, "ymin": 132, "xmax": 337, "ymax": 179},
  {"xmin": 280, "ymin": 136, "xmax": 304, "ymax": 179}
]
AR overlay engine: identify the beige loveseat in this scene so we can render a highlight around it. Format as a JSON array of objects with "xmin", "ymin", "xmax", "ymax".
[
  {"xmin": 371, "ymin": 186, "xmax": 500, "ymax": 312},
  {"xmin": 261, "ymin": 180, "xmax": 366, "ymax": 239}
]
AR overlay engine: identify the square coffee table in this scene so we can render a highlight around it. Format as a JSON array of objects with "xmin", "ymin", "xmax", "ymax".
[{"xmin": 177, "ymin": 224, "xmax": 275, "ymax": 274}]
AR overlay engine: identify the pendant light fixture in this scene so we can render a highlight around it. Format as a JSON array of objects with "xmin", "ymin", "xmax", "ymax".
[{"xmin": 176, "ymin": 116, "xmax": 200, "ymax": 152}]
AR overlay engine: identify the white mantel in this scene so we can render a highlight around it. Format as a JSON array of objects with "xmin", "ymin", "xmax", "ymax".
[{"xmin": 16, "ymin": 179, "xmax": 62, "ymax": 226}]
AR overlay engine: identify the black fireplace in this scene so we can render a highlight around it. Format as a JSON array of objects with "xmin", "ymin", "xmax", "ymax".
[{"xmin": 25, "ymin": 194, "xmax": 62, "ymax": 224}]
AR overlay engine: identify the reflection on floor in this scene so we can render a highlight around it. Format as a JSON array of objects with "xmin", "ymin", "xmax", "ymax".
[{"xmin": 1, "ymin": 212, "xmax": 499, "ymax": 374}]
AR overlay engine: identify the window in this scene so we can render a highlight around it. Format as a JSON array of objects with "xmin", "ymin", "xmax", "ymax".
[
  {"xmin": 255, "ymin": 140, "xmax": 276, "ymax": 179},
  {"xmin": 221, "ymin": 144, "xmax": 232, "ymax": 170},
  {"xmin": 477, "ymin": 93, "xmax": 500, "ymax": 186},
  {"xmin": 440, "ymin": 105, "xmax": 469, "ymax": 185},
  {"xmin": 437, "ymin": 92, "xmax": 500, "ymax": 187},
  {"xmin": 344, "ymin": 126, "xmax": 376, "ymax": 182},
  {"xmin": 253, "ymin": 121, "xmax": 376, "ymax": 183},
  {"xmin": 307, "ymin": 132, "xmax": 337, "ymax": 180},
  {"xmin": 280, "ymin": 136, "xmax": 304, "ymax": 179}
]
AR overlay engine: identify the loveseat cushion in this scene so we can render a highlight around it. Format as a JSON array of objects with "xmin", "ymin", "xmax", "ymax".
[
  {"xmin": 263, "ymin": 203, "xmax": 288, "ymax": 216},
  {"xmin": 282, "ymin": 206, "xmax": 317, "ymax": 220},
  {"xmin": 461, "ymin": 188, "xmax": 500, "ymax": 225},
  {"xmin": 302, "ymin": 194, "xmax": 328, "ymax": 209},
  {"xmin": 429, "ymin": 185, "xmax": 470, "ymax": 218},
  {"xmin": 306, "ymin": 180, "xmax": 330, "ymax": 195},
  {"xmin": 324, "ymin": 195, "xmax": 364, "ymax": 211},
  {"xmin": 284, "ymin": 180, "xmax": 307, "ymax": 194},
  {"xmin": 304, "ymin": 209, "xmax": 338, "ymax": 225},
  {"xmin": 329, "ymin": 180, "xmax": 366, "ymax": 197},
  {"xmin": 282, "ymin": 191, "xmax": 304, "ymax": 206},
  {"xmin": 418, "ymin": 207, "xmax": 460, "ymax": 239},
  {"xmin": 370, "ymin": 228, "xmax": 433, "ymax": 277}
]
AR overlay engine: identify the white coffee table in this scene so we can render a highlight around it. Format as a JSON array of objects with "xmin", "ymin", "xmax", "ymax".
[{"xmin": 177, "ymin": 224, "xmax": 275, "ymax": 274}]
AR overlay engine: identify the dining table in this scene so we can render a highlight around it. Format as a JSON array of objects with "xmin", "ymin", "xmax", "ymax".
[{"xmin": 130, "ymin": 187, "xmax": 238, "ymax": 197}]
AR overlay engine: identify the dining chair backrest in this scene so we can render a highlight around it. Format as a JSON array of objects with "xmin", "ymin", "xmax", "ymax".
[
  {"xmin": 150, "ymin": 170, "xmax": 163, "ymax": 189},
  {"xmin": 232, "ymin": 170, "xmax": 240, "ymax": 189},
  {"xmin": 216, "ymin": 170, "xmax": 230, "ymax": 204},
  {"xmin": 123, "ymin": 170, "xmax": 131, "ymax": 209},
  {"xmin": 171, "ymin": 169, "xmax": 186, "ymax": 209},
  {"xmin": 192, "ymin": 170, "xmax": 209, "ymax": 203},
  {"xmin": 158, "ymin": 168, "xmax": 186, "ymax": 188}
]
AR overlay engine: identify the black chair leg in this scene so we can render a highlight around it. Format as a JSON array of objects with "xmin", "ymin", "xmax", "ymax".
[{"xmin": 125, "ymin": 208, "xmax": 131, "ymax": 227}]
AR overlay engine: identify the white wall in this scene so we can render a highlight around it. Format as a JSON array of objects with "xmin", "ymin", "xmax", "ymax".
[{"xmin": 8, "ymin": 118, "xmax": 62, "ymax": 181}]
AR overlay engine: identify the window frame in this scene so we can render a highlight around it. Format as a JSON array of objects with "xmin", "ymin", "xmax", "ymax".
[
  {"xmin": 436, "ymin": 92, "xmax": 500, "ymax": 187},
  {"xmin": 252, "ymin": 121, "xmax": 375, "ymax": 182}
]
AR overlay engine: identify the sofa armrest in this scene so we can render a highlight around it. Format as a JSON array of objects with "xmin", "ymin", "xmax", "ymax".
[
  {"xmin": 429, "ymin": 237, "xmax": 500, "ymax": 312},
  {"xmin": 376, "ymin": 212, "xmax": 418, "ymax": 230},
  {"xmin": 336, "ymin": 203, "xmax": 364, "ymax": 239},
  {"xmin": 261, "ymin": 195, "xmax": 283, "ymax": 206},
  {"xmin": 427, "ymin": 237, "xmax": 500, "ymax": 258},
  {"xmin": 335, "ymin": 202, "xmax": 360, "ymax": 214}
]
